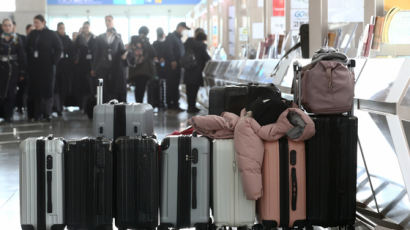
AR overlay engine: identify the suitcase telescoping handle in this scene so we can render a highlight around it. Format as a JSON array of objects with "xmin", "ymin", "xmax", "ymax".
[
  {"xmin": 293, "ymin": 61, "xmax": 302, "ymax": 108},
  {"xmin": 97, "ymin": 78, "xmax": 103, "ymax": 105}
]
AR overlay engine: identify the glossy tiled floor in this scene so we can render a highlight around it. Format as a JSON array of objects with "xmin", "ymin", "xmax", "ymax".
[{"xmin": 0, "ymin": 92, "xmax": 206, "ymax": 230}]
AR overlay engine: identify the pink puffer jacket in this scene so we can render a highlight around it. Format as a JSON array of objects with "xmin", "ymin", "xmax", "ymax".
[
  {"xmin": 190, "ymin": 108, "xmax": 315, "ymax": 200},
  {"xmin": 234, "ymin": 108, "xmax": 315, "ymax": 200},
  {"xmin": 189, "ymin": 112, "xmax": 239, "ymax": 139}
]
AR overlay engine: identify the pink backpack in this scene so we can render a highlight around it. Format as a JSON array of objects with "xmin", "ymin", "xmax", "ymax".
[{"xmin": 293, "ymin": 59, "xmax": 355, "ymax": 114}]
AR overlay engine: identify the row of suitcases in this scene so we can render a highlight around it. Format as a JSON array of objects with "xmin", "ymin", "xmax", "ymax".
[{"xmin": 20, "ymin": 115, "xmax": 357, "ymax": 230}]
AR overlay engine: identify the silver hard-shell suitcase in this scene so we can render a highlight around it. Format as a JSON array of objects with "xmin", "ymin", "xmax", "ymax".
[
  {"xmin": 93, "ymin": 79, "xmax": 154, "ymax": 139},
  {"xmin": 20, "ymin": 136, "xmax": 65, "ymax": 230},
  {"xmin": 159, "ymin": 135, "xmax": 210, "ymax": 230}
]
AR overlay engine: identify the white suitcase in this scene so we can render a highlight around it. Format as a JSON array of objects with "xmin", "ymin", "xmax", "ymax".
[
  {"xmin": 212, "ymin": 139, "xmax": 255, "ymax": 228},
  {"xmin": 20, "ymin": 136, "xmax": 65, "ymax": 230}
]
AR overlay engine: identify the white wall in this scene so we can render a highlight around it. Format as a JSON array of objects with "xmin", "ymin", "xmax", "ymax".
[{"xmin": 14, "ymin": 0, "xmax": 47, "ymax": 34}]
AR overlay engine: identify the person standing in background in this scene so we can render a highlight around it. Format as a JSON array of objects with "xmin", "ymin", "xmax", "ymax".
[
  {"xmin": 75, "ymin": 21, "xmax": 95, "ymax": 111},
  {"xmin": 183, "ymin": 28, "xmax": 210, "ymax": 113},
  {"xmin": 0, "ymin": 18, "xmax": 26, "ymax": 122},
  {"xmin": 12, "ymin": 20, "xmax": 28, "ymax": 115},
  {"xmin": 153, "ymin": 27, "xmax": 167, "ymax": 80},
  {"xmin": 91, "ymin": 15, "xmax": 127, "ymax": 103},
  {"xmin": 26, "ymin": 14, "xmax": 63, "ymax": 121},
  {"xmin": 128, "ymin": 26, "xmax": 156, "ymax": 103},
  {"xmin": 164, "ymin": 22, "xmax": 190, "ymax": 111},
  {"xmin": 54, "ymin": 22, "xmax": 74, "ymax": 116},
  {"xmin": 25, "ymin": 24, "xmax": 33, "ymax": 36}
]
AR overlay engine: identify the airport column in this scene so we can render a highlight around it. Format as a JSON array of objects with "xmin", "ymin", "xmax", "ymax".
[
  {"xmin": 14, "ymin": 0, "xmax": 46, "ymax": 34},
  {"xmin": 308, "ymin": 0, "xmax": 327, "ymax": 57}
]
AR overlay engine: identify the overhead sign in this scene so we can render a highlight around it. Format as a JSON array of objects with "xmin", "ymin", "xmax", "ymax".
[{"xmin": 48, "ymin": 0, "xmax": 201, "ymax": 5}]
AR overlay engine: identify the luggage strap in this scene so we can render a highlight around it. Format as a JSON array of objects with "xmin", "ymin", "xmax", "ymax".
[
  {"xmin": 114, "ymin": 104, "xmax": 126, "ymax": 139},
  {"xmin": 279, "ymin": 138, "xmax": 290, "ymax": 227},
  {"xmin": 177, "ymin": 136, "xmax": 192, "ymax": 227},
  {"xmin": 36, "ymin": 139, "xmax": 46, "ymax": 230}
]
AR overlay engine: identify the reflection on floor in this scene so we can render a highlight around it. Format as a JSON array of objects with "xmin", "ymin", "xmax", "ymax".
[{"xmin": 0, "ymin": 100, "xmax": 207, "ymax": 229}]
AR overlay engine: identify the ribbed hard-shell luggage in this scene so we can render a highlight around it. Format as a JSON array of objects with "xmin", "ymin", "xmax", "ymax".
[
  {"xmin": 159, "ymin": 135, "xmax": 210, "ymax": 230},
  {"xmin": 115, "ymin": 136, "xmax": 159, "ymax": 230},
  {"xmin": 305, "ymin": 115, "xmax": 357, "ymax": 228},
  {"xmin": 208, "ymin": 84, "xmax": 281, "ymax": 116},
  {"xmin": 20, "ymin": 136, "xmax": 65, "ymax": 230},
  {"xmin": 93, "ymin": 79, "xmax": 154, "ymax": 139},
  {"xmin": 212, "ymin": 139, "xmax": 255, "ymax": 228},
  {"xmin": 259, "ymin": 138, "xmax": 307, "ymax": 229},
  {"xmin": 65, "ymin": 138, "xmax": 113, "ymax": 230}
]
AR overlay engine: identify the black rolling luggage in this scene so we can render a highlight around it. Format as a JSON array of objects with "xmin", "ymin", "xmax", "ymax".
[
  {"xmin": 65, "ymin": 138, "xmax": 113, "ymax": 230},
  {"xmin": 305, "ymin": 115, "xmax": 358, "ymax": 228},
  {"xmin": 115, "ymin": 136, "xmax": 159, "ymax": 230},
  {"xmin": 208, "ymin": 84, "xmax": 281, "ymax": 115}
]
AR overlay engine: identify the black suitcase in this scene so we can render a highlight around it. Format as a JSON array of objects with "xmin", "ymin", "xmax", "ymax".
[
  {"xmin": 65, "ymin": 138, "xmax": 113, "ymax": 230},
  {"xmin": 208, "ymin": 84, "xmax": 281, "ymax": 116},
  {"xmin": 147, "ymin": 78, "xmax": 166, "ymax": 108},
  {"xmin": 115, "ymin": 136, "xmax": 159, "ymax": 230},
  {"xmin": 305, "ymin": 115, "xmax": 358, "ymax": 228}
]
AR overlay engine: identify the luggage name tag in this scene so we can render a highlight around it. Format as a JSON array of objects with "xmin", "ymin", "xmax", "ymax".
[
  {"xmin": 1, "ymin": 56, "xmax": 8, "ymax": 62},
  {"xmin": 107, "ymin": 48, "xmax": 112, "ymax": 61},
  {"xmin": 34, "ymin": 50, "xmax": 39, "ymax": 58},
  {"xmin": 86, "ymin": 54, "xmax": 92, "ymax": 60},
  {"xmin": 61, "ymin": 52, "xmax": 64, "ymax": 58},
  {"xmin": 65, "ymin": 53, "xmax": 69, "ymax": 58}
]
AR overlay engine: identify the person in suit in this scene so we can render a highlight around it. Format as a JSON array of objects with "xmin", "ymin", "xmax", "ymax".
[
  {"xmin": 91, "ymin": 15, "xmax": 127, "ymax": 103},
  {"xmin": 183, "ymin": 28, "xmax": 210, "ymax": 113},
  {"xmin": 54, "ymin": 22, "xmax": 75, "ymax": 116},
  {"xmin": 74, "ymin": 21, "xmax": 96, "ymax": 111},
  {"xmin": 163, "ymin": 22, "xmax": 190, "ymax": 111},
  {"xmin": 0, "ymin": 18, "xmax": 26, "ymax": 122},
  {"xmin": 25, "ymin": 14, "xmax": 63, "ymax": 121}
]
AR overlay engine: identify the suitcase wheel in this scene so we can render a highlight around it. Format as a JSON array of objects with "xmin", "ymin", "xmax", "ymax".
[
  {"xmin": 251, "ymin": 224, "xmax": 263, "ymax": 230},
  {"xmin": 194, "ymin": 223, "xmax": 209, "ymax": 230},
  {"xmin": 159, "ymin": 223, "xmax": 173, "ymax": 230}
]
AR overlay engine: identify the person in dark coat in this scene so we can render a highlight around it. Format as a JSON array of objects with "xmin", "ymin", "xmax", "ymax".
[
  {"xmin": 26, "ymin": 14, "xmax": 63, "ymax": 121},
  {"xmin": 153, "ymin": 27, "xmax": 167, "ymax": 80},
  {"xmin": 12, "ymin": 20, "xmax": 28, "ymax": 114},
  {"xmin": 164, "ymin": 22, "xmax": 190, "ymax": 111},
  {"xmin": 54, "ymin": 22, "xmax": 75, "ymax": 115},
  {"xmin": 74, "ymin": 21, "xmax": 96, "ymax": 110},
  {"xmin": 0, "ymin": 18, "xmax": 26, "ymax": 122},
  {"xmin": 91, "ymin": 15, "xmax": 126, "ymax": 103},
  {"xmin": 183, "ymin": 29, "xmax": 210, "ymax": 113},
  {"xmin": 128, "ymin": 26, "xmax": 156, "ymax": 103}
]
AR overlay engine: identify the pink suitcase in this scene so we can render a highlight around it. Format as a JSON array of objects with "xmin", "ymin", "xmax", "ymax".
[{"xmin": 258, "ymin": 138, "xmax": 307, "ymax": 229}]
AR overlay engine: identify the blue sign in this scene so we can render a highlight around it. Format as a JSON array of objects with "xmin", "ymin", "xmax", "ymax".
[{"xmin": 48, "ymin": 0, "xmax": 201, "ymax": 4}]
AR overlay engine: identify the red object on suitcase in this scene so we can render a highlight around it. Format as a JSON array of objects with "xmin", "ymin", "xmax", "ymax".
[{"xmin": 258, "ymin": 138, "xmax": 307, "ymax": 228}]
